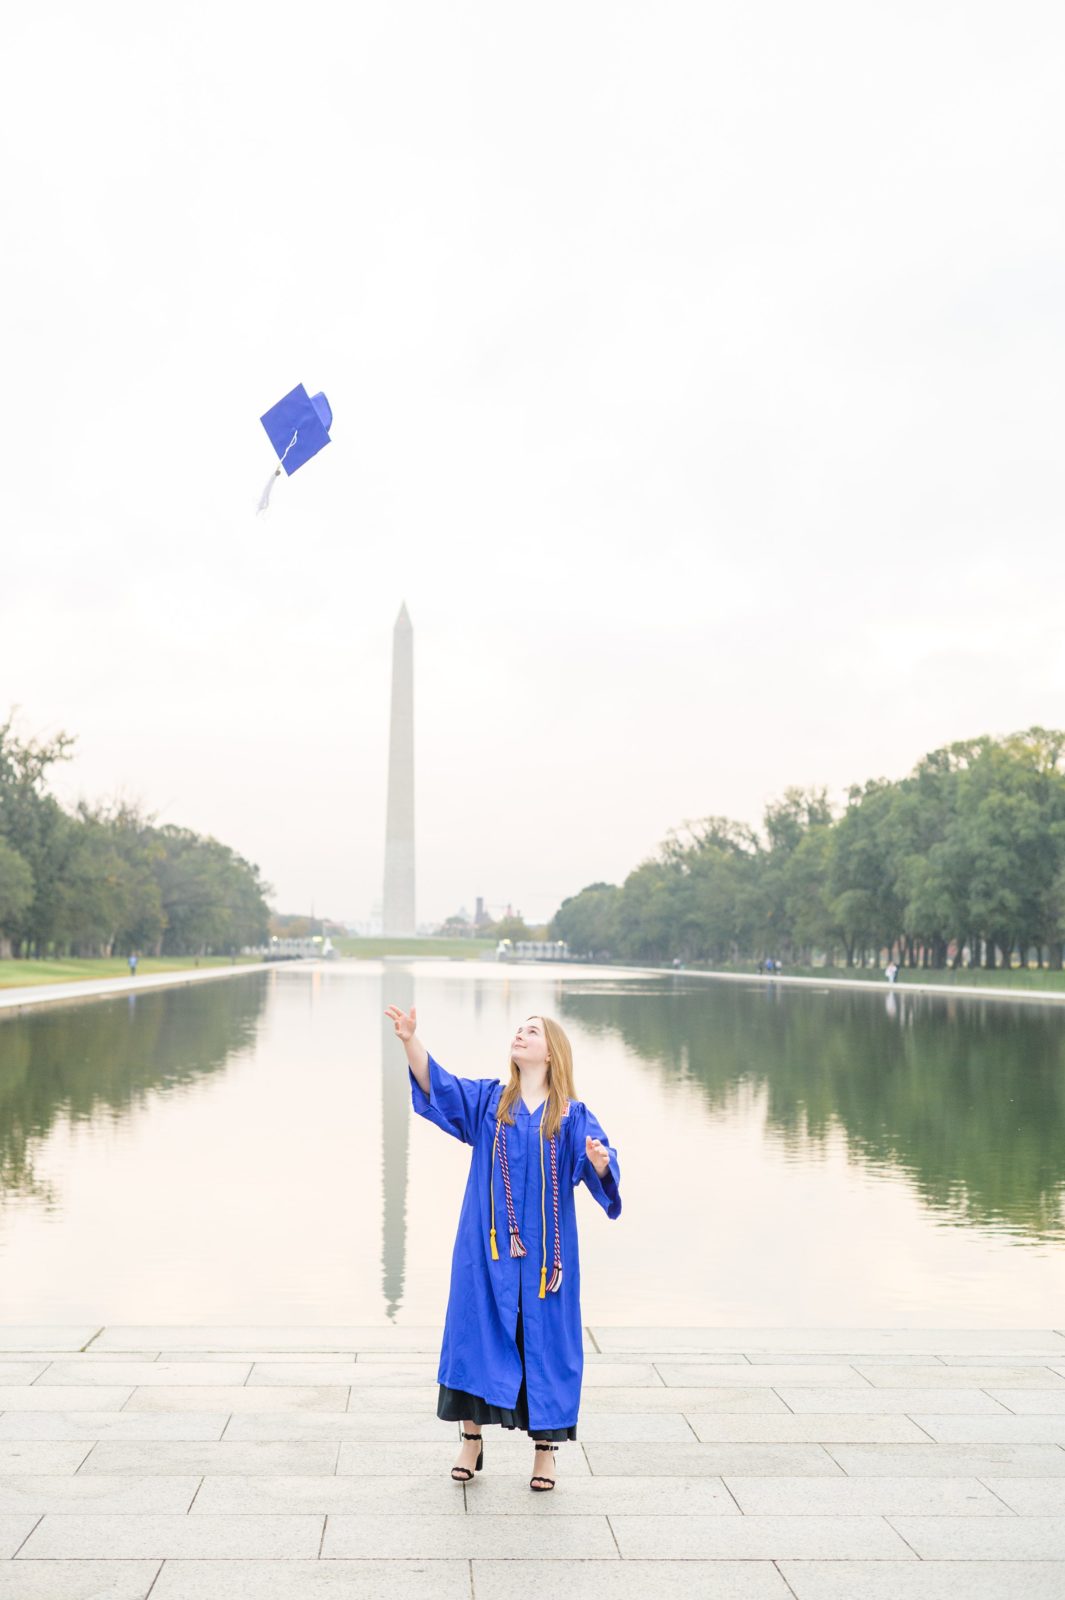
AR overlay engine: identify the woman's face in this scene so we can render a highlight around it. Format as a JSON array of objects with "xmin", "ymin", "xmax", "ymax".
[{"xmin": 511, "ymin": 1015, "xmax": 549, "ymax": 1070}]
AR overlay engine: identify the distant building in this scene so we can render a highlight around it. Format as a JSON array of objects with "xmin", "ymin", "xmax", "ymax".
[
  {"xmin": 266, "ymin": 935, "xmax": 336, "ymax": 961},
  {"xmin": 496, "ymin": 939, "xmax": 570, "ymax": 962}
]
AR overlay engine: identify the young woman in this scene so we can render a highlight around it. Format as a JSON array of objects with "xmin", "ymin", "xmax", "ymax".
[{"xmin": 385, "ymin": 1003, "xmax": 621, "ymax": 1491}]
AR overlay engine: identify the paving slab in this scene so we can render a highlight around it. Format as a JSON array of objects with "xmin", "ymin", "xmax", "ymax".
[
  {"xmin": 779, "ymin": 1561, "xmax": 1065, "ymax": 1599},
  {"xmin": 777, "ymin": 1387, "xmax": 1010, "ymax": 1414},
  {"xmin": 939, "ymin": 1353, "xmax": 1065, "ymax": 1366},
  {"xmin": 125, "ymin": 1385, "xmax": 349, "ymax": 1413},
  {"xmin": 335, "ymin": 1441, "xmax": 592, "ymax": 1476},
  {"xmin": 0, "ymin": 1442, "xmax": 91, "ymax": 1473},
  {"xmin": 18, "ymin": 1512, "xmax": 325, "ymax": 1559},
  {"xmin": 567, "ymin": 1413, "xmax": 699, "ymax": 1440},
  {"xmin": 854, "ymin": 1364, "xmax": 1065, "ymax": 1387},
  {"xmin": 157, "ymin": 1351, "xmax": 358, "ymax": 1363},
  {"xmin": 321, "ymin": 1511, "xmax": 616, "ymax": 1557},
  {"xmin": 0, "ymin": 1474, "xmax": 199, "ymax": 1513},
  {"xmin": 0, "ymin": 1385, "xmax": 132, "ymax": 1411},
  {"xmin": 0, "ymin": 1560, "xmax": 161, "ymax": 1599},
  {"xmin": 0, "ymin": 1362, "xmax": 48, "ymax": 1383},
  {"xmin": 890, "ymin": 1514, "xmax": 1065, "ymax": 1558},
  {"xmin": 983, "ymin": 1478, "xmax": 1065, "ymax": 1514},
  {"xmin": 462, "ymin": 1474, "xmax": 738, "ymax": 1515},
  {"xmin": 246, "ymin": 1364, "xmax": 379, "ymax": 1386},
  {"xmin": 567, "ymin": 1362, "xmax": 667, "ymax": 1387},
  {"xmin": 191, "ymin": 1474, "xmax": 468, "ymax": 1515},
  {"xmin": 584, "ymin": 1442, "xmax": 843, "ymax": 1476},
  {"xmin": 150, "ymin": 1560, "xmax": 474, "ymax": 1599},
  {"xmin": 985, "ymin": 1388, "xmax": 1065, "ymax": 1413},
  {"xmin": 93, "ymin": 1327, "xmax": 467, "ymax": 1353},
  {"xmin": 0, "ymin": 1413, "xmax": 228, "ymax": 1441},
  {"xmin": 39, "ymin": 1362, "xmax": 253, "ymax": 1386},
  {"xmin": 657, "ymin": 1364, "xmax": 869, "ymax": 1388},
  {"xmin": 825, "ymin": 1442, "xmax": 1065, "ymax": 1476},
  {"xmin": 5, "ymin": 1352, "xmax": 162, "ymax": 1364},
  {"xmin": 581, "ymin": 1385, "xmax": 802, "ymax": 1413},
  {"xmin": 473, "ymin": 1561, "xmax": 791, "ymax": 1598},
  {"xmin": 0, "ymin": 1328, "xmax": 99, "ymax": 1352},
  {"xmin": 4, "ymin": 1326, "xmax": 1065, "ymax": 1586},
  {"xmin": 609, "ymin": 1512, "xmax": 914, "ymax": 1558},
  {"xmin": 913, "ymin": 1415, "xmax": 1065, "ymax": 1443},
  {"xmin": 744, "ymin": 1352, "xmax": 945, "ymax": 1366},
  {"xmin": 0, "ymin": 1512, "xmax": 39, "ymax": 1556},
  {"xmin": 591, "ymin": 1328, "xmax": 1065, "ymax": 1355},
  {"xmin": 685, "ymin": 1414, "xmax": 930, "ymax": 1443},
  {"xmin": 721, "ymin": 1474, "xmax": 1010, "ymax": 1515},
  {"xmin": 78, "ymin": 1441, "xmax": 340, "ymax": 1476},
  {"xmin": 225, "ymin": 1414, "xmax": 490, "ymax": 1445},
  {"xmin": 320, "ymin": 1386, "xmax": 438, "ymax": 1413}
]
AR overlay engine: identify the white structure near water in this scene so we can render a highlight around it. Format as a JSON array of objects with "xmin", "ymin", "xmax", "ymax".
[
  {"xmin": 382, "ymin": 602, "xmax": 416, "ymax": 935},
  {"xmin": 497, "ymin": 938, "xmax": 570, "ymax": 961}
]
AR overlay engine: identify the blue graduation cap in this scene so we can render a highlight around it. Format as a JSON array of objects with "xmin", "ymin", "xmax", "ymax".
[{"xmin": 257, "ymin": 384, "xmax": 333, "ymax": 512}]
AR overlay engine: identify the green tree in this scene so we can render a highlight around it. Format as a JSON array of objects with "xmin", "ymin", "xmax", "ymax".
[
  {"xmin": 0, "ymin": 717, "xmax": 75, "ymax": 955},
  {"xmin": 0, "ymin": 838, "xmax": 33, "ymax": 952},
  {"xmin": 548, "ymin": 727, "xmax": 1065, "ymax": 974},
  {"xmin": 156, "ymin": 828, "xmax": 270, "ymax": 955},
  {"xmin": 550, "ymin": 883, "xmax": 619, "ymax": 955}
]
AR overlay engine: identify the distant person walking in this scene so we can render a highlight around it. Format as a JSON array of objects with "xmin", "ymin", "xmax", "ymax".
[
  {"xmin": 885, "ymin": 960, "xmax": 899, "ymax": 984},
  {"xmin": 385, "ymin": 1003, "xmax": 621, "ymax": 1492},
  {"xmin": 128, "ymin": 954, "xmax": 138, "ymax": 978}
]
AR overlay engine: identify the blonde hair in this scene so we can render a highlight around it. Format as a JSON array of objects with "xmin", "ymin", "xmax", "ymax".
[{"xmin": 496, "ymin": 1015, "xmax": 576, "ymax": 1139}]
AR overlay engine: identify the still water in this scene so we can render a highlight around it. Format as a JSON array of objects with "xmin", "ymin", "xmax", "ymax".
[{"xmin": 2, "ymin": 961, "xmax": 1065, "ymax": 1326}]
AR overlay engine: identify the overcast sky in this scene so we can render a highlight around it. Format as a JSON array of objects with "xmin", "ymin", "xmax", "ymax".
[{"xmin": 2, "ymin": 2, "xmax": 1062, "ymax": 925}]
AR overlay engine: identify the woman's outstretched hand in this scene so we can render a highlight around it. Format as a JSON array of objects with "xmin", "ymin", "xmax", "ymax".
[
  {"xmin": 385, "ymin": 1004, "xmax": 417, "ymax": 1042},
  {"xmin": 586, "ymin": 1135, "xmax": 611, "ymax": 1177},
  {"xmin": 385, "ymin": 1004, "xmax": 429, "ymax": 1089}
]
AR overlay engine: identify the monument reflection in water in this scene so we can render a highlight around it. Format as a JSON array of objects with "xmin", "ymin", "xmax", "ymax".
[{"xmin": 2, "ymin": 963, "xmax": 1065, "ymax": 1324}]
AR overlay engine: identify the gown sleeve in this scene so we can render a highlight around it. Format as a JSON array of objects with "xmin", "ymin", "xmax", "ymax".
[
  {"xmin": 408, "ymin": 1052, "xmax": 499, "ymax": 1145},
  {"xmin": 571, "ymin": 1102, "xmax": 622, "ymax": 1218}
]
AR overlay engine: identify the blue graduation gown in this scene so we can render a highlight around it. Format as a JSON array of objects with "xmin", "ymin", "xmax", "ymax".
[{"xmin": 409, "ymin": 1052, "xmax": 621, "ymax": 1431}]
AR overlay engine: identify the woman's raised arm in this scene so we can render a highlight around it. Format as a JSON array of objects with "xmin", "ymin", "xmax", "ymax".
[{"xmin": 385, "ymin": 1003, "xmax": 429, "ymax": 1092}]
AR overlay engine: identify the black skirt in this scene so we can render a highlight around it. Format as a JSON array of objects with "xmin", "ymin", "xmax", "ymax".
[{"xmin": 436, "ymin": 1276, "xmax": 577, "ymax": 1441}]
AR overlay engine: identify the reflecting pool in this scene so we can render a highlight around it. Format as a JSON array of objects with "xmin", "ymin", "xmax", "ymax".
[{"xmin": 2, "ymin": 961, "xmax": 1064, "ymax": 1325}]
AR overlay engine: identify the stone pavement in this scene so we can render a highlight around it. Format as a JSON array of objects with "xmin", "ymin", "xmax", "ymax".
[{"xmin": 2, "ymin": 1326, "xmax": 1065, "ymax": 1596}]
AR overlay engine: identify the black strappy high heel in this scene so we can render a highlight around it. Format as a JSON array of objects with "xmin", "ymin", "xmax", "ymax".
[
  {"xmin": 530, "ymin": 1439, "xmax": 558, "ymax": 1491},
  {"xmin": 451, "ymin": 1425, "xmax": 484, "ymax": 1481}
]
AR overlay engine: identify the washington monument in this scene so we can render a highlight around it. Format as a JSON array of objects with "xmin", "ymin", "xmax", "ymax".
[{"xmin": 382, "ymin": 602, "xmax": 415, "ymax": 935}]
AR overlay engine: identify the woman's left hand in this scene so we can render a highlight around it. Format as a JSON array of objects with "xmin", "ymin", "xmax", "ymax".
[{"xmin": 586, "ymin": 1136, "xmax": 610, "ymax": 1176}]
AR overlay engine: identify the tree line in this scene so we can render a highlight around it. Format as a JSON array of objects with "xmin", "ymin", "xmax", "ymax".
[
  {"xmin": 550, "ymin": 728, "xmax": 1065, "ymax": 970},
  {"xmin": 0, "ymin": 717, "xmax": 271, "ymax": 959}
]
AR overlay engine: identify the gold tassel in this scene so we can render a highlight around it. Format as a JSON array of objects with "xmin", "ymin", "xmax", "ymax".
[
  {"xmin": 489, "ymin": 1123, "xmax": 500, "ymax": 1262},
  {"xmin": 538, "ymin": 1117, "xmax": 548, "ymax": 1298}
]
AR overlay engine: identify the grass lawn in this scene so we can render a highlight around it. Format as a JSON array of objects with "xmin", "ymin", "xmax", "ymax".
[
  {"xmin": 0, "ymin": 955, "xmax": 262, "ymax": 990},
  {"xmin": 698, "ymin": 963, "xmax": 1065, "ymax": 992},
  {"xmin": 333, "ymin": 937, "xmax": 495, "ymax": 960}
]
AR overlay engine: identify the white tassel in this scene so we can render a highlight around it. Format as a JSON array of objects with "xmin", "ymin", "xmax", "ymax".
[
  {"xmin": 255, "ymin": 429, "xmax": 299, "ymax": 515},
  {"xmin": 256, "ymin": 468, "xmax": 281, "ymax": 514}
]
